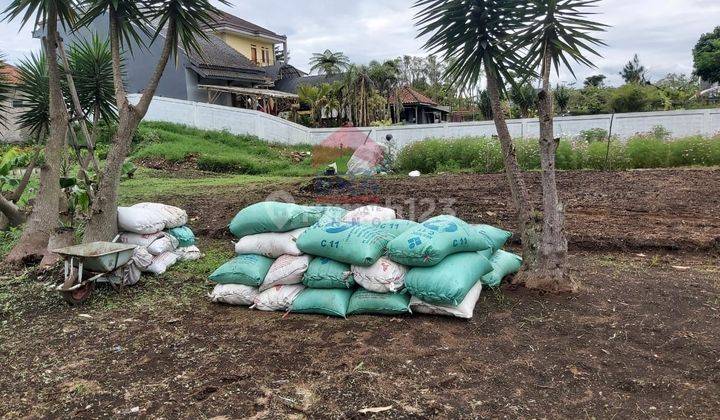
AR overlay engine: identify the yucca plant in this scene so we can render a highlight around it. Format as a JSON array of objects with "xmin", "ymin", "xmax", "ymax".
[
  {"xmin": 15, "ymin": 52, "xmax": 50, "ymax": 138},
  {"xmin": 68, "ymin": 34, "xmax": 120, "ymax": 124}
]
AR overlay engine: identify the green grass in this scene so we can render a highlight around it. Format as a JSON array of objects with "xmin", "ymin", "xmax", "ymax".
[
  {"xmin": 132, "ymin": 122, "xmax": 352, "ymax": 176},
  {"xmin": 396, "ymin": 134, "xmax": 720, "ymax": 174}
]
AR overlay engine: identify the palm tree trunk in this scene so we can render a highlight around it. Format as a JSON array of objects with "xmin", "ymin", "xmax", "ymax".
[
  {"xmin": 83, "ymin": 15, "xmax": 176, "ymax": 242},
  {"xmin": 525, "ymin": 55, "xmax": 573, "ymax": 292},
  {"xmin": 484, "ymin": 66, "xmax": 539, "ymax": 267},
  {"xmin": 0, "ymin": 194, "xmax": 25, "ymax": 227},
  {"xmin": 6, "ymin": 8, "xmax": 67, "ymax": 263}
]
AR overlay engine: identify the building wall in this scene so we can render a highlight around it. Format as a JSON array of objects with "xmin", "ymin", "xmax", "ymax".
[
  {"xmin": 0, "ymin": 89, "xmax": 29, "ymax": 144},
  {"xmin": 216, "ymin": 31, "xmax": 275, "ymax": 66},
  {"xmin": 133, "ymin": 95, "xmax": 720, "ymax": 148}
]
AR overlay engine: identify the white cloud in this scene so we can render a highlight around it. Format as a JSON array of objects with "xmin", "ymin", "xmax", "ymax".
[{"xmin": 1, "ymin": 0, "xmax": 718, "ymax": 86}]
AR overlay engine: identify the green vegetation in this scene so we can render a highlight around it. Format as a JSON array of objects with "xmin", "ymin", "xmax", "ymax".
[
  {"xmin": 396, "ymin": 132, "xmax": 720, "ymax": 174},
  {"xmin": 131, "ymin": 121, "xmax": 351, "ymax": 176}
]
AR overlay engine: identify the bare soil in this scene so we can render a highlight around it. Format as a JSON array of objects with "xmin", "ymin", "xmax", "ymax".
[{"xmin": 1, "ymin": 169, "xmax": 719, "ymax": 419}]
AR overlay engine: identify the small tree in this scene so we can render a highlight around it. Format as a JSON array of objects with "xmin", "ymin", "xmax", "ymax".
[
  {"xmin": 416, "ymin": 0, "xmax": 540, "ymax": 265},
  {"xmin": 620, "ymin": 54, "xmax": 648, "ymax": 84},
  {"xmin": 309, "ymin": 50, "xmax": 350, "ymax": 76},
  {"xmin": 554, "ymin": 84, "xmax": 571, "ymax": 115},
  {"xmin": 519, "ymin": 0, "xmax": 606, "ymax": 292},
  {"xmin": 584, "ymin": 74, "xmax": 606, "ymax": 88},
  {"xmin": 693, "ymin": 26, "xmax": 720, "ymax": 85},
  {"xmin": 510, "ymin": 82, "xmax": 537, "ymax": 118}
]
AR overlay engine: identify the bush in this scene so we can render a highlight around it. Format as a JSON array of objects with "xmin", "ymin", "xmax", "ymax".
[
  {"xmin": 579, "ymin": 128, "xmax": 609, "ymax": 143},
  {"xmin": 626, "ymin": 135, "xmax": 669, "ymax": 168},
  {"xmin": 610, "ymin": 84, "xmax": 667, "ymax": 113},
  {"xmin": 515, "ymin": 139, "xmax": 541, "ymax": 170}
]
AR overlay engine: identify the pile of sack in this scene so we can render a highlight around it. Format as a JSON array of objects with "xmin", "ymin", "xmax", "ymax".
[
  {"xmin": 117, "ymin": 203, "xmax": 201, "ymax": 278},
  {"xmin": 208, "ymin": 202, "xmax": 522, "ymax": 319}
]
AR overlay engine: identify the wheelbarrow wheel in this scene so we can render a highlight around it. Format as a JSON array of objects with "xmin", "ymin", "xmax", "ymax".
[{"xmin": 60, "ymin": 269, "xmax": 95, "ymax": 305}]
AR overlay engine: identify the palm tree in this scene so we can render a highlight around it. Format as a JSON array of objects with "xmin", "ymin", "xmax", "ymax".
[
  {"xmin": 343, "ymin": 64, "xmax": 374, "ymax": 127},
  {"xmin": 554, "ymin": 84, "xmax": 571, "ymax": 115},
  {"xmin": 297, "ymin": 84, "xmax": 331, "ymax": 127},
  {"xmin": 620, "ymin": 54, "xmax": 647, "ymax": 84},
  {"xmin": 2, "ymin": 0, "xmax": 76, "ymax": 263},
  {"xmin": 69, "ymin": 34, "xmax": 120, "ymax": 125},
  {"xmin": 510, "ymin": 82, "xmax": 537, "ymax": 118},
  {"xmin": 416, "ymin": 0, "xmax": 540, "ymax": 265},
  {"xmin": 519, "ymin": 0, "xmax": 606, "ymax": 292},
  {"xmin": 309, "ymin": 50, "xmax": 350, "ymax": 76},
  {"xmin": 14, "ymin": 53, "xmax": 50, "ymax": 138},
  {"xmin": 78, "ymin": 0, "xmax": 228, "ymax": 242},
  {"xmin": 369, "ymin": 60, "xmax": 401, "ymax": 121}
]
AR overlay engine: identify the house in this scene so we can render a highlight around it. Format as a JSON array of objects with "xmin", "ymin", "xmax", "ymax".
[
  {"xmin": 0, "ymin": 64, "xmax": 29, "ymax": 143},
  {"xmin": 390, "ymin": 86, "xmax": 449, "ymax": 124},
  {"xmin": 50, "ymin": 10, "xmax": 301, "ymax": 113}
]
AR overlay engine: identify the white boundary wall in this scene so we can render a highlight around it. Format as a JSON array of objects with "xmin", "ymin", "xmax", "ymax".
[{"xmin": 131, "ymin": 95, "xmax": 720, "ymax": 148}]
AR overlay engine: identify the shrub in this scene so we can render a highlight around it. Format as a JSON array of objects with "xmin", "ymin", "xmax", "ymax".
[
  {"xmin": 515, "ymin": 139, "xmax": 541, "ymax": 170},
  {"xmin": 585, "ymin": 140, "xmax": 628, "ymax": 170},
  {"xmin": 626, "ymin": 135, "xmax": 669, "ymax": 168},
  {"xmin": 610, "ymin": 84, "xmax": 666, "ymax": 113},
  {"xmin": 579, "ymin": 128, "xmax": 609, "ymax": 143},
  {"xmin": 667, "ymin": 136, "xmax": 717, "ymax": 167}
]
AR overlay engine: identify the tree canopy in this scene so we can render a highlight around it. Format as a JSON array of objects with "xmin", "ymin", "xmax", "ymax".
[{"xmin": 693, "ymin": 26, "xmax": 720, "ymax": 84}]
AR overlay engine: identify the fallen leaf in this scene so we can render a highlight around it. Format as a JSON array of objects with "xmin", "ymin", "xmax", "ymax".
[
  {"xmin": 671, "ymin": 266, "xmax": 691, "ymax": 271},
  {"xmin": 359, "ymin": 406, "xmax": 393, "ymax": 414}
]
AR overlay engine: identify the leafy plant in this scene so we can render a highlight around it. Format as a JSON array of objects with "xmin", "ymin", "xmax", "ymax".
[
  {"xmin": 693, "ymin": 26, "xmax": 720, "ymax": 84},
  {"xmin": 610, "ymin": 84, "xmax": 666, "ymax": 113}
]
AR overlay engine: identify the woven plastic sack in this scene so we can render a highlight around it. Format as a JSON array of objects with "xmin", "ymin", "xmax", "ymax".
[
  {"xmin": 405, "ymin": 252, "xmax": 492, "ymax": 306},
  {"xmin": 133, "ymin": 203, "xmax": 188, "ymax": 229},
  {"xmin": 387, "ymin": 215, "xmax": 491, "ymax": 267},
  {"xmin": 229, "ymin": 202, "xmax": 323, "ymax": 238},
  {"xmin": 260, "ymin": 255, "xmax": 312, "ymax": 291},
  {"xmin": 209, "ymin": 255, "xmax": 275, "ymax": 286},
  {"xmin": 316, "ymin": 206, "xmax": 349, "ymax": 225},
  {"xmin": 117, "ymin": 207, "xmax": 167, "ymax": 235},
  {"xmin": 296, "ymin": 222, "xmax": 392, "ymax": 266},
  {"xmin": 352, "ymin": 257, "xmax": 407, "ymax": 293},
  {"xmin": 146, "ymin": 252, "xmax": 179, "ymax": 276},
  {"xmin": 475, "ymin": 225, "xmax": 513, "ymax": 253},
  {"xmin": 342, "ymin": 205, "xmax": 396, "ymax": 224},
  {"xmin": 146, "ymin": 234, "xmax": 179, "ymax": 256},
  {"xmin": 235, "ymin": 228, "xmax": 306, "ymax": 258},
  {"xmin": 174, "ymin": 246, "xmax": 202, "ymax": 262},
  {"xmin": 482, "ymin": 250, "xmax": 523, "ymax": 287},
  {"xmin": 347, "ymin": 290, "xmax": 411, "ymax": 316},
  {"xmin": 118, "ymin": 231, "xmax": 165, "ymax": 247},
  {"xmin": 253, "ymin": 285, "xmax": 305, "ymax": 312},
  {"xmin": 168, "ymin": 226, "xmax": 196, "ymax": 248},
  {"xmin": 410, "ymin": 281, "xmax": 483, "ymax": 319},
  {"xmin": 302, "ymin": 257, "xmax": 355, "ymax": 289},
  {"xmin": 291, "ymin": 288, "xmax": 354, "ymax": 318},
  {"xmin": 376, "ymin": 219, "xmax": 420, "ymax": 239},
  {"xmin": 209, "ymin": 284, "xmax": 259, "ymax": 306}
]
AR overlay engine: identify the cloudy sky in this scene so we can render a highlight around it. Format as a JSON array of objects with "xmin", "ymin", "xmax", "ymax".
[{"xmin": 1, "ymin": 0, "xmax": 718, "ymax": 86}]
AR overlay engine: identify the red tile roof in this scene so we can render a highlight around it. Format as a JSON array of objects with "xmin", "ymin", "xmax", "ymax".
[
  {"xmin": 0, "ymin": 64, "xmax": 20, "ymax": 85},
  {"xmin": 391, "ymin": 85, "xmax": 438, "ymax": 106}
]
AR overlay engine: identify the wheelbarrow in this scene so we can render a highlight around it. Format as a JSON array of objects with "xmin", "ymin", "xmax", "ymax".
[{"xmin": 52, "ymin": 242, "xmax": 137, "ymax": 305}]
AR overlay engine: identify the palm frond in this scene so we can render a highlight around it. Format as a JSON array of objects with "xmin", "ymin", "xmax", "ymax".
[
  {"xmin": 2, "ymin": 0, "xmax": 77, "ymax": 30},
  {"xmin": 15, "ymin": 52, "xmax": 50, "ymax": 137},
  {"xmin": 76, "ymin": 0, "xmax": 152, "ymax": 55}
]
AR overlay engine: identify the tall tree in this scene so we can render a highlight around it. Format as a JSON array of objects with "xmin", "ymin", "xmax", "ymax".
[
  {"xmin": 584, "ymin": 74, "xmax": 606, "ymax": 88},
  {"xmin": 693, "ymin": 26, "xmax": 720, "ymax": 85},
  {"xmin": 620, "ymin": 54, "xmax": 647, "ymax": 84},
  {"xmin": 2, "ymin": 0, "xmax": 76, "ymax": 263},
  {"xmin": 309, "ymin": 49, "xmax": 350, "ymax": 76},
  {"xmin": 78, "ymin": 0, "xmax": 228, "ymax": 242},
  {"xmin": 416, "ymin": 0, "xmax": 540, "ymax": 265},
  {"xmin": 520, "ymin": 0, "xmax": 606, "ymax": 292}
]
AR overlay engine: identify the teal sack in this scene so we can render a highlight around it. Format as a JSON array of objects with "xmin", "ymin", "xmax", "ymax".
[
  {"xmin": 405, "ymin": 252, "xmax": 492, "ymax": 306},
  {"xmin": 209, "ymin": 255, "xmax": 274, "ymax": 286},
  {"xmin": 482, "ymin": 250, "xmax": 523, "ymax": 287},
  {"xmin": 347, "ymin": 289, "xmax": 411, "ymax": 316},
  {"xmin": 229, "ymin": 202, "xmax": 323, "ymax": 238},
  {"xmin": 167, "ymin": 226, "xmax": 196, "ymax": 248},
  {"xmin": 303, "ymin": 257, "xmax": 355, "ymax": 289},
  {"xmin": 297, "ymin": 222, "xmax": 392, "ymax": 266},
  {"xmin": 387, "ymin": 215, "xmax": 491, "ymax": 267},
  {"xmin": 291, "ymin": 288, "xmax": 354, "ymax": 318},
  {"xmin": 476, "ymin": 225, "xmax": 513, "ymax": 253},
  {"xmin": 375, "ymin": 219, "xmax": 420, "ymax": 239},
  {"xmin": 316, "ymin": 206, "xmax": 349, "ymax": 225}
]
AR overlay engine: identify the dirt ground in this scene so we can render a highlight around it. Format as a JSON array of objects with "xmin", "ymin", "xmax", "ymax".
[{"xmin": 1, "ymin": 169, "xmax": 719, "ymax": 419}]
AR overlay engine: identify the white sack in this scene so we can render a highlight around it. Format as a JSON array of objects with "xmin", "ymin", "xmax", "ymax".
[
  {"xmin": 133, "ymin": 203, "xmax": 188, "ymax": 229},
  {"xmin": 234, "ymin": 228, "xmax": 305, "ymax": 258},
  {"xmin": 132, "ymin": 247, "xmax": 154, "ymax": 271},
  {"xmin": 260, "ymin": 254, "xmax": 311, "ymax": 292},
  {"xmin": 209, "ymin": 284, "xmax": 259, "ymax": 306},
  {"xmin": 253, "ymin": 284, "xmax": 305, "ymax": 312},
  {"xmin": 342, "ymin": 205, "xmax": 396, "ymax": 224},
  {"xmin": 118, "ymin": 232, "xmax": 165, "ymax": 247},
  {"xmin": 146, "ymin": 252, "xmax": 180, "ymax": 276},
  {"xmin": 175, "ymin": 246, "xmax": 202, "ymax": 262},
  {"xmin": 118, "ymin": 207, "xmax": 167, "ymax": 235},
  {"xmin": 352, "ymin": 257, "xmax": 408, "ymax": 293},
  {"xmin": 410, "ymin": 281, "xmax": 483, "ymax": 319},
  {"xmin": 146, "ymin": 234, "xmax": 180, "ymax": 256}
]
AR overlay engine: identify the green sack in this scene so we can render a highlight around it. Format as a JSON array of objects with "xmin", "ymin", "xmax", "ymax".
[
  {"xmin": 209, "ymin": 255, "xmax": 275, "ymax": 287},
  {"xmin": 291, "ymin": 288, "xmax": 354, "ymax": 318},
  {"xmin": 482, "ymin": 250, "xmax": 523, "ymax": 287},
  {"xmin": 347, "ymin": 289, "xmax": 411, "ymax": 316},
  {"xmin": 303, "ymin": 257, "xmax": 356, "ymax": 289},
  {"xmin": 387, "ymin": 215, "xmax": 491, "ymax": 267},
  {"xmin": 476, "ymin": 225, "xmax": 513, "ymax": 253},
  {"xmin": 167, "ymin": 226, "xmax": 196, "ymax": 248},
  {"xmin": 375, "ymin": 219, "xmax": 420, "ymax": 239},
  {"xmin": 296, "ymin": 222, "xmax": 392, "ymax": 266},
  {"xmin": 315, "ymin": 206, "xmax": 349, "ymax": 225},
  {"xmin": 229, "ymin": 202, "xmax": 324, "ymax": 238},
  {"xmin": 405, "ymin": 252, "xmax": 492, "ymax": 306}
]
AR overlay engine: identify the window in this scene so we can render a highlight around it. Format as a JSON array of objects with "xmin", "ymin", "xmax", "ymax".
[
  {"xmin": 251, "ymin": 45, "xmax": 258, "ymax": 63},
  {"xmin": 261, "ymin": 48, "xmax": 268, "ymax": 64}
]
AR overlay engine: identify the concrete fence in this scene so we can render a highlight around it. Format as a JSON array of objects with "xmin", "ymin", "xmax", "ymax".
[{"xmin": 131, "ymin": 95, "xmax": 720, "ymax": 149}]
